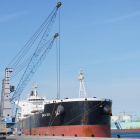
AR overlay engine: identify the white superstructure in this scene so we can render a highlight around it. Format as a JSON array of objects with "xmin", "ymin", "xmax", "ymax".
[{"xmin": 15, "ymin": 82, "xmax": 50, "ymax": 121}]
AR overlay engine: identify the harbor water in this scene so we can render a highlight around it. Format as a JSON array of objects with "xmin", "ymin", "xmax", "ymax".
[{"xmin": 111, "ymin": 131, "xmax": 140, "ymax": 139}]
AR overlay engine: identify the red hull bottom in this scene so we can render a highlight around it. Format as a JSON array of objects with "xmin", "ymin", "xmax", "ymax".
[
  {"xmin": 20, "ymin": 125, "xmax": 111, "ymax": 137},
  {"xmin": 111, "ymin": 129, "xmax": 140, "ymax": 132}
]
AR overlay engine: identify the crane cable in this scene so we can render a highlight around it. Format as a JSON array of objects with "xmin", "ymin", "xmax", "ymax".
[
  {"xmin": 58, "ymin": 7, "xmax": 60, "ymax": 99},
  {"xmin": 56, "ymin": 38, "xmax": 59, "ymax": 99},
  {"xmin": 10, "ymin": 56, "xmax": 32, "ymax": 80},
  {"xmin": 55, "ymin": 8, "xmax": 60, "ymax": 100},
  {"xmin": 9, "ymin": 7, "xmax": 56, "ymax": 69},
  {"xmin": 12, "ymin": 8, "xmax": 56, "ymax": 70},
  {"xmin": 10, "ymin": 36, "xmax": 54, "ymax": 79},
  {"xmin": 7, "ymin": 7, "xmax": 56, "ymax": 69},
  {"xmin": 47, "ymin": 103, "xmax": 56, "ymax": 134}
]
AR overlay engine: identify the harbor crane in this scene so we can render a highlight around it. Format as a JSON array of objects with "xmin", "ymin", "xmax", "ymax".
[{"xmin": 0, "ymin": 2, "xmax": 61, "ymax": 135}]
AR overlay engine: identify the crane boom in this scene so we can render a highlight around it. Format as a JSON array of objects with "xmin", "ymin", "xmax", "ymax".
[
  {"xmin": 11, "ymin": 2, "xmax": 61, "ymax": 103},
  {"xmin": 14, "ymin": 33, "xmax": 58, "ymax": 118},
  {"xmin": 30, "ymin": 33, "xmax": 59, "ymax": 76}
]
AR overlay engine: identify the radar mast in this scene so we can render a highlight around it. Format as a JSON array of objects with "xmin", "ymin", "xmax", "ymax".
[
  {"xmin": 32, "ymin": 82, "xmax": 38, "ymax": 96},
  {"xmin": 78, "ymin": 69, "xmax": 87, "ymax": 98}
]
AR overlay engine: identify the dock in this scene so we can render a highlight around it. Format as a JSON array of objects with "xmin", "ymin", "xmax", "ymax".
[{"xmin": 5, "ymin": 136, "xmax": 140, "ymax": 140}]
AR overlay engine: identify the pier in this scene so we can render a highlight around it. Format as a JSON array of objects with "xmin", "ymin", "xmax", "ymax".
[{"xmin": 4, "ymin": 136, "xmax": 140, "ymax": 140}]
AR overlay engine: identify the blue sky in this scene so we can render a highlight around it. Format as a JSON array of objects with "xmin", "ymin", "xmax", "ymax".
[{"xmin": 0, "ymin": 0, "xmax": 140, "ymax": 118}]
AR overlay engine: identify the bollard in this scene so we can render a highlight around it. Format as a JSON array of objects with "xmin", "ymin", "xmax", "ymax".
[
  {"xmin": 34, "ymin": 134, "xmax": 35, "ymax": 136},
  {"xmin": 74, "ymin": 134, "xmax": 77, "ymax": 137},
  {"xmin": 91, "ymin": 134, "xmax": 94, "ymax": 137},
  {"xmin": 45, "ymin": 134, "xmax": 47, "ymax": 136},
  {"xmin": 39, "ymin": 134, "xmax": 41, "ymax": 136},
  {"xmin": 61, "ymin": 134, "xmax": 64, "ymax": 136},
  {"xmin": 52, "ymin": 134, "xmax": 55, "ymax": 136},
  {"xmin": 116, "ymin": 134, "xmax": 120, "ymax": 138}
]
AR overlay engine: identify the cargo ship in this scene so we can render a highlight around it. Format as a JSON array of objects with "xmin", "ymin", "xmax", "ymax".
[
  {"xmin": 16, "ymin": 69, "xmax": 112, "ymax": 137},
  {"xmin": 111, "ymin": 114, "xmax": 140, "ymax": 132}
]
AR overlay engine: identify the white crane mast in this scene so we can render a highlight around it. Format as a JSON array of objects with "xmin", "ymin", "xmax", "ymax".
[{"xmin": 78, "ymin": 69, "xmax": 87, "ymax": 98}]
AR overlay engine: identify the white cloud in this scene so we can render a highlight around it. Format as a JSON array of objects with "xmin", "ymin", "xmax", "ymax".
[
  {"xmin": 0, "ymin": 11, "xmax": 28, "ymax": 23},
  {"xmin": 96, "ymin": 12, "xmax": 140, "ymax": 24},
  {"xmin": 63, "ymin": 60, "xmax": 102, "ymax": 68},
  {"xmin": 63, "ymin": 51, "xmax": 140, "ymax": 68}
]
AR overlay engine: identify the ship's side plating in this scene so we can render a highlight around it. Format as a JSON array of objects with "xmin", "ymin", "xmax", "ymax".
[{"xmin": 17, "ymin": 98, "xmax": 112, "ymax": 137}]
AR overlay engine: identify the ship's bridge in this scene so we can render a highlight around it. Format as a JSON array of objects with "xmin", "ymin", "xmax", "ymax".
[
  {"xmin": 27, "ymin": 98, "xmax": 45, "ymax": 102},
  {"xmin": 15, "ymin": 82, "xmax": 48, "ymax": 121}
]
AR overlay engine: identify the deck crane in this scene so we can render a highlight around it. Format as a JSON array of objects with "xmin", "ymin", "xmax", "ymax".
[{"xmin": 0, "ymin": 2, "xmax": 61, "ymax": 135}]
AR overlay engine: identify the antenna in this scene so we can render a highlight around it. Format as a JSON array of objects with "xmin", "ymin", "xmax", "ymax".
[
  {"xmin": 78, "ymin": 69, "xmax": 87, "ymax": 98},
  {"xmin": 32, "ymin": 82, "xmax": 38, "ymax": 96}
]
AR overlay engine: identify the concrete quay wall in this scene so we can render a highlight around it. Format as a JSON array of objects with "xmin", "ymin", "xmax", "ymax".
[{"xmin": 5, "ymin": 136, "xmax": 140, "ymax": 140}]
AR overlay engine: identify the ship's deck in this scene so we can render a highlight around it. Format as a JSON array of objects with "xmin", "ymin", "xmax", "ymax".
[{"xmin": 46, "ymin": 98, "xmax": 112, "ymax": 104}]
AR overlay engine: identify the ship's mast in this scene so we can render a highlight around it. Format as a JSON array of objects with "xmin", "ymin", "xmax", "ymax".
[
  {"xmin": 32, "ymin": 82, "xmax": 38, "ymax": 96},
  {"xmin": 78, "ymin": 69, "xmax": 87, "ymax": 98}
]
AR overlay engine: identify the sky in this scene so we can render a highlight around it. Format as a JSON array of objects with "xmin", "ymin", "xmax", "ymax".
[{"xmin": 0, "ymin": 0, "xmax": 140, "ymax": 119}]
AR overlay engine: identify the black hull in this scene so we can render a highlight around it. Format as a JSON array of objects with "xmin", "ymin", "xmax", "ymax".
[{"xmin": 17, "ymin": 99, "xmax": 112, "ymax": 137}]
